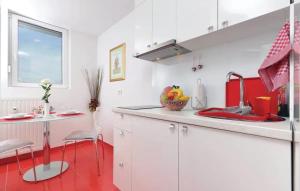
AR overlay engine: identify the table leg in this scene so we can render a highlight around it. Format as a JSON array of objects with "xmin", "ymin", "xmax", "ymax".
[
  {"xmin": 43, "ymin": 121, "xmax": 51, "ymax": 170},
  {"xmin": 23, "ymin": 121, "xmax": 69, "ymax": 182}
]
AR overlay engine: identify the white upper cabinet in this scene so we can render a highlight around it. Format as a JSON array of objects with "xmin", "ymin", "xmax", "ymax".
[
  {"xmin": 134, "ymin": 0, "xmax": 177, "ymax": 55},
  {"xmin": 134, "ymin": 0, "xmax": 153, "ymax": 55},
  {"xmin": 218, "ymin": 0, "xmax": 289, "ymax": 29},
  {"xmin": 177, "ymin": 0, "xmax": 218, "ymax": 42},
  {"xmin": 153, "ymin": 0, "xmax": 177, "ymax": 45},
  {"xmin": 134, "ymin": 0, "xmax": 290, "ymax": 55}
]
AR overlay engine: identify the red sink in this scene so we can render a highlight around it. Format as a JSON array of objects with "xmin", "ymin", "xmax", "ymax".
[{"xmin": 197, "ymin": 108, "xmax": 285, "ymax": 122}]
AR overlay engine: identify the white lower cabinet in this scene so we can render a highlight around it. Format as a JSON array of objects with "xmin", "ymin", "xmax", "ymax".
[
  {"xmin": 113, "ymin": 128, "xmax": 132, "ymax": 191},
  {"xmin": 131, "ymin": 117, "xmax": 178, "ymax": 191},
  {"xmin": 179, "ymin": 124, "xmax": 291, "ymax": 191},
  {"xmin": 113, "ymin": 114, "xmax": 292, "ymax": 191},
  {"xmin": 113, "ymin": 113, "xmax": 134, "ymax": 191}
]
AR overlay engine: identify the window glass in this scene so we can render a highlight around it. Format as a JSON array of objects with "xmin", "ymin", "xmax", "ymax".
[{"xmin": 17, "ymin": 21, "xmax": 63, "ymax": 84}]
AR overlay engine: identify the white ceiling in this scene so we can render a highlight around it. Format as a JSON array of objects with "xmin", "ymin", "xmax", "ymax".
[{"xmin": 4, "ymin": 0, "xmax": 135, "ymax": 36}]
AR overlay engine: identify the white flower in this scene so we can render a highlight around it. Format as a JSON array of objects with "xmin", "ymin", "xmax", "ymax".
[{"xmin": 40, "ymin": 79, "xmax": 52, "ymax": 86}]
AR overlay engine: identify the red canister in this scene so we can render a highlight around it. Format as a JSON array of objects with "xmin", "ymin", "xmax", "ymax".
[{"xmin": 253, "ymin": 97, "xmax": 271, "ymax": 116}]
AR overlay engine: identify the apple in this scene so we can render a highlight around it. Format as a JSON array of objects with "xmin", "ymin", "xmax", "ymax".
[{"xmin": 163, "ymin": 86, "xmax": 173, "ymax": 94}]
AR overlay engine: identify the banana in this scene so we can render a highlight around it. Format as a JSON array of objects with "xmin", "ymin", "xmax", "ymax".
[
  {"xmin": 179, "ymin": 96, "xmax": 190, "ymax": 101},
  {"xmin": 170, "ymin": 88, "xmax": 183, "ymax": 98}
]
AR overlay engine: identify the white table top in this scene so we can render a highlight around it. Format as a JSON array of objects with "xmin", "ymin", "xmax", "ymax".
[{"xmin": 0, "ymin": 114, "xmax": 84, "ymax": 124}]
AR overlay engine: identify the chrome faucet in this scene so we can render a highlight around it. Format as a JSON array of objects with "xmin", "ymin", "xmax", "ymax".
[{"xmin": 226, "ymin": 71, "xmax": 245, "ymax": 108}]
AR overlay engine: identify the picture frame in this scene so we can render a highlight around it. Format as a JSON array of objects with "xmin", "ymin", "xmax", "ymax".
[{"xmin": 109, "ymin": 43, "xmax": 126, "ymax": 82}]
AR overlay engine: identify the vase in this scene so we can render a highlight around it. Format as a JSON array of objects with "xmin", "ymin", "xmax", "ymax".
[
  {"xmin": 44, "ymin": 102, "xmax": 50, "ymax": 117},
  {"xmin": 92, "ymin": 107, "xmax": 100, "ymax": 130}
]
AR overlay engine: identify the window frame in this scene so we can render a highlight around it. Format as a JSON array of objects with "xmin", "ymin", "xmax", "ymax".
[{"xmin": 9, "ymin": 13, "xmax": 69, "ymax": 88}]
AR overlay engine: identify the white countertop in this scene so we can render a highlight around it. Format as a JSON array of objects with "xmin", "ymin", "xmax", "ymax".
[{"xmin": 113, "ymin": 107, "xmax": 292, "ymax": 141}]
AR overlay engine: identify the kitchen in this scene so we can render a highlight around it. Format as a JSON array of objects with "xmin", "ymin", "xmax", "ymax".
[
  {"xmin": 0, "ymin": 0, "xmax": 299, "ymax": 191},
  {"xmin": 109, "ymin": 0, "xmax": 300, "ymax": 191}
]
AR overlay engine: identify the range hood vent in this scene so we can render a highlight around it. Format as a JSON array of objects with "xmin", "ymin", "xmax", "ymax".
[{"xmin": 134, "ymin": 39, "xmax": 191, "ymax": 62}]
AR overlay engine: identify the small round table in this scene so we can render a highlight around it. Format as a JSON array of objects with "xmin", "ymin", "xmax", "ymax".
[{"xmin": 0, "ymin": 114, "xmax": 83, "ymax": 182}]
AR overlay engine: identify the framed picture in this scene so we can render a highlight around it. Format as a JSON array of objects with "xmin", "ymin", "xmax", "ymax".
[{"xmin": 110, "ymin": 43, "xmax": 126, "ymax": 82}]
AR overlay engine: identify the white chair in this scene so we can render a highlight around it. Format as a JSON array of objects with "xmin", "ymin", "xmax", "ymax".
[
  {"xmin": 0, "ymin": 139, "xmax": 37, "ymax": 182},
  {"xmin": 60, "ymin": 111, "xmax": 104, "ymax": 176}
]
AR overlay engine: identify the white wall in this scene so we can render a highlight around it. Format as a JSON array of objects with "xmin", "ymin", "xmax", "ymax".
[
  {"xmin": 135, "ymin": 0, "xmax": 145, "ymax": 7},
  {"xmin": 152, "ymin": 32, "xmax": 276, "ymax": 107},
  {"xmin": 97, "ymin": 9, "xmax": 281, "ymax": 145},
  {"xmin": 2, "ymin": 0, "xmax": 134, "ymax": 36},
  {"xmin": 97, "ymin": 11, "xmax": 157, "ymax": 145},
  {"xmin": 0, "ymin": 2, "xmax": 97, "ymax": 149}
]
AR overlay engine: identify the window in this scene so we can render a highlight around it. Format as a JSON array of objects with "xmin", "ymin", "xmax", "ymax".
[{"xmin": 9, "ymin": 13, "xmax": 69, "ymax": 87}]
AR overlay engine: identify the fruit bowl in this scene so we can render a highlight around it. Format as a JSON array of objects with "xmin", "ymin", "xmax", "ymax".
[
  {"xmin": 160, "ymin": 85, "xmax": 190, "ymax": 111},
  {"xmin": 164, "ymin": 100, "xmax": 189, "ymax": 111}
]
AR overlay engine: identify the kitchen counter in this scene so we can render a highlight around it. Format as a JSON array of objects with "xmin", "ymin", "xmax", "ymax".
[{"xmin": 113, "ymin": 107, "xmax": 292, "ymax": 141}]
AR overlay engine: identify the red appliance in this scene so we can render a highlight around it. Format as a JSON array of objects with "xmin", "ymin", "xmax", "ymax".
[{"xmin": 226, "ymin": 77, "xmax": 279, "ymax": 115}]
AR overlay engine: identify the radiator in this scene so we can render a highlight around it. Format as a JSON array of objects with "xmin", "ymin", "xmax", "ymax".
[{"xmin": 0, "ymin": 99, "xmax": 43, "ymax": 157}]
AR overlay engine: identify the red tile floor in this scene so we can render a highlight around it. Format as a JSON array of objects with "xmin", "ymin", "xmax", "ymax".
[{"xmin": 0, "ymin": 142, "xmax": 119, "ymax": 191}]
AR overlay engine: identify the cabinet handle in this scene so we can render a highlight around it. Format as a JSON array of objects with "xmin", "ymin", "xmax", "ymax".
[
  {"xmin": 119, "ymin": 162, "xmax": 124, "ymax": 168},
  {"xmin": 169, "ymin": 124, "xmax": 176, "ymax": 131},
  {"xmin": 119, "ymin": 130, "xmax": 125, "ymax": 136},
  {"xmin": 208, "ymin": 25, "xmax": 214, "ymax": 32},
  {"xmin": 153, "ymin": 42, "xmax": 158, "ymax": 46},
  {"xmin": 182, "ymin": 126, "xmax": 188, "ymax": 134},
  {"xmin": 147, "ymin": 44, "xmax": 151, "ymax": 48},
  {"xmin": 222, "ymin": 20, "xmax": 229, "ymax": 28}
]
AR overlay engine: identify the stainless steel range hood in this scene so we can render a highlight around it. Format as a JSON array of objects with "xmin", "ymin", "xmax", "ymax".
[{"xmin": 134, "ymin": 39, "xmax": 191, "ymax": 62}]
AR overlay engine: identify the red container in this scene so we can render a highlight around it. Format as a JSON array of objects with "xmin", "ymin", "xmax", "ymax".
[
  {"xmin": 226, "ymin": 77, "xmax": 279, "ymax": 115},
  {"xmin": 253, "ymin": 97, "xmax": 271, "ymax": 116}
]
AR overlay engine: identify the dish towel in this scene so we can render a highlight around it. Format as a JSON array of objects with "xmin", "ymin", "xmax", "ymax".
[{"xmin": 258, "ymin": 21, "xmax": 300, "ymax": 92}]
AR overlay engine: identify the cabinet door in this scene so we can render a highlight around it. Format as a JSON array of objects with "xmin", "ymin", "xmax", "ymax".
[
  {"xmin": 218, "ymin": 0, "xmax": 289, "ymax": 29},
  {"xmin": 132, "ymin": 117, "xmax": 178, "ymax": 191},
  {"xmin": 152, "ymin": 0, "xmax": 177, "ymax": 45},
  {"xmin": 114, "ymin": 113, "xmax": 132, "ymax": 132},
  {"xmin": 113, "ymin": 128, "xmax": 132, "ymax": 191},
  {"xmin": 179, "ymin": 124, "xmax": 291, "ymax": 191},
  {"xmin": 177, "ymin": 0, "xmax": 217, "ymax": 42},
  {"xmin": 134, "ymin": 0, "xmax": 153, "ymax": 55}
]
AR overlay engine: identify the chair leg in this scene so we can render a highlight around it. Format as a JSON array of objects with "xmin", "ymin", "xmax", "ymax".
[
  {"xmin": 99, "ymin": 134, "xmax": 105, "ymax": 160},
  {"xmin": 15, "ymin": 149, "xmax": 22, "ymax": 175},
  {"xmin": 74, "ymin": 141, "xmax": 77, "ymax": 164},
  {"xmin": 94, "ymin": 140, "xmax": 100, "ymax": 176},
  {"xmin": 60, "ymin": 143, "xmax": 67, "ymax": 176},
  {"xmin": 29, "ymin": 146, "xmax": 37, "ymax": 183}
]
